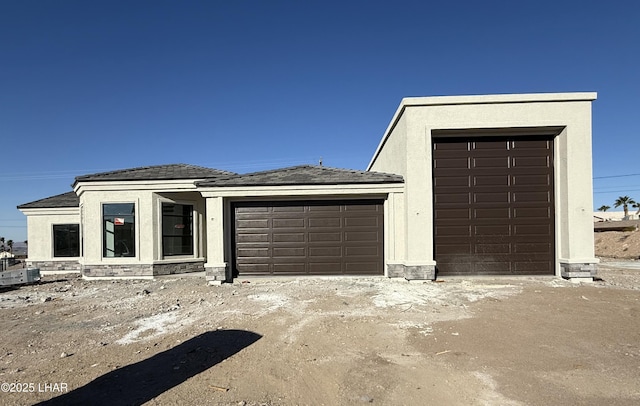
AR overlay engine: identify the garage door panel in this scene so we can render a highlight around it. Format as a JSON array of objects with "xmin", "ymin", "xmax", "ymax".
[
  {"xmin": 473, "ymin": 140, "xmax": 508, "ymax": 150},
  {"xmin": 343, "ymin": 204, "xmax": 381, "ymax": 212},
  {"xmin": 309, "ymin": 246, "xmax": 342, "ymax": 257},
  {"xmin": 237, "ymin": 247, "xmax": 270, "ymax": 257},
  {"xmin": 474, "ymin": 262, "xmax": 511, "ymax": 273},
  {"xmin": 236, "ymin": 219, "xmax": 269, "ymax": 229},
  {"xmin": 309, "ymin": 232, "xmax": 342, "ymax": 242},
  {"xmin": 309, "ymin": 263, "xmax": 343, "ymax": 273},
  {"xmin": 236, "ymin": 263, "xmax": 270, "ymax": 273},
  {"xmin": 473, "ymin": 157, "xmax": 509, "ymax": 168},
  {"xmin": 434, "ymin": 136, "xmax": 554, "ymax": 276},
  {"xmin": 273, "ymin": 218, "xmax": 305, "ymax": 228},
  {"xmin": 511, "ymin": 139, "xmax": 551, "ymax": 149},
  {"xmin": 345, "ymin": 231, "xmax": 379, "ymax": 242},
  {"xmin": 345, "ymin": 246, "xmax": 380, "ymax": 256},
  {"xmin": 475, "ymin": 244, "xmax": 511, "ymax": 254},
  {"xmin": 436, "ymin": 208, "xmax": 471, "ymax": 219},
  {"xmin": 434, "ymin": 157, "xmax": 469, "ymax": 169},
  {"xmin": 512, "ymin": 156, "xmax": 550, "ymax": 168},
  {"xmin": 234, "ymin": 200, "xmax": 383, "ymax": 276},
  {"xmin": 272, "ymin": 247, "xmax": 306, "ymax": 257},
  {"xmin": 474, "ymin": 208, "xmax": 510, "ymax": 219},
  {"xmin": 344, "ymin": 216, "xmax": 380, "ymax": 227},
  {"xmin": 272, "ymin": 263, "xmax": 306, "ymax": 274},
  {"xmin": 514, "ymin": 243, "xmax": 552, "ymax": 253},
  {"xmin": 435, "ymin": 243, "xmax": 472, "ymax": 255},
  {"xmin": 344, "ymin": 262, "xmax": 380, "ymax": 274},
  {"xmin": 434, "ymin": 176, "xmax": 470, "ymax": 187},
  {"xmin": 513, "ymin": 207, "xmax": 550, "ymax": 218},
  {"xmin": 308, "ymin": 217, "xmax": 341, "ymax": 228},
  {"xmin": 272, "ymin": 206, "xmax": 305, "ymax": 213},
  {"xmin": 236, "ymin": 233, "xmax": 269, "ymax": 243},
  {"xmin": 308, "ymin": 205, "xmax": 341, "ymax": 212},
  {"xmin": 514, "ymin": 224, "xmax": 551, "ymax": 236},
  {"xmin": 474, "ymin": 192, "xmax": 509, "ymax": 203},
  {"xmin": 435, "ymin": 225, "xmax": 471, "ymax": 237},
  {"xmin": 514, "ymin": 261, "xmax": 552, "ymax": 273},
  {"xmin": 474, "ymin": 225, "xmax": 511, "ymax": 236},
  {"xmin": 435, "ymin": 141, "xmax": 471, "ymax": 151},
  {"xmin": 236, "ymin": 206, "xmax": 269, "ymax": 214},
  {"xmin": 513, "ymin": 191, "xmax": 550, "ymax": 203},
  {"xmin": 474, "ymin": 175, "xmax": 509, "ymax": 187},
  {"xmin": 512, "ymin": 174, "xmax": 550, "ymax": 186},
  {"xmin": 435, "ymin": 262, "xmax": 472, "ymax": 274},
  {"xmin": 273, "ymin": 232, "xmax": 305, "ymax": 242},
  {"xmin": 435, "ymin": 192, "xmax": 471, "ymax": 204}
]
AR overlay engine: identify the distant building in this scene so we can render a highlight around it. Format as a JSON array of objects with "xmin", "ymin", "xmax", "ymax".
[{"xmin": 593, "ymin": 211, "xmax": 638, "ymax": 222}]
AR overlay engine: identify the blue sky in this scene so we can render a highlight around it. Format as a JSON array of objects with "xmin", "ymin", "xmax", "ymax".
[{"xmin": 1, "ymin": 0, "xmax": 638, "ymax": 242}]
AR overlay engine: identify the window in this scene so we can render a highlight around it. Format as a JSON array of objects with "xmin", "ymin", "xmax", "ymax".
[
  {"xmin": 103, "ymin": 203, "xmax": 135, "ymax": 257},
  {"xmin": 162, "ymin": 203, "xmax": 193, "ymax": 256},
  {"xmin": 53, "ymin": 224, "xmax": 80, "ymax": 257}
]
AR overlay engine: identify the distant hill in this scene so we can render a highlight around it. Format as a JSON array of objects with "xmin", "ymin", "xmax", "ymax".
[{"xmin": 2, "ymin": 241, "xmax": 27, "ymax": 256}]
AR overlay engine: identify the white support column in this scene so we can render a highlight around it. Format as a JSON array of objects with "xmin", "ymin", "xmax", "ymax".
[{"xmin": 204, "ymin": 196, "xmax": 227, "ymax": 284}]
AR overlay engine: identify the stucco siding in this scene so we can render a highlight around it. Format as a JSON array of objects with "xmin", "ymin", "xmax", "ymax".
[
  {"xmin": 369, "ymin": 111, "xmax": 408, "ymax": 177},
  {"xmin": 367, "ymin": 93, "xmax": 598, "ymax": 279},
  {"xmin": 22, "ymin": 208, "xmax": 80, "ymax": 271},
  {"xmin": 78, "ymin": 188, "xmax": 207, "ymax": 277}
]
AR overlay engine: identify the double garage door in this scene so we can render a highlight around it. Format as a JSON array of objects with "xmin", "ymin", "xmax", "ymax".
[
  {"xmin": 233, "ymin": 200, "xmax": 384, "ymax": 276},
  {"xmin": 433, "ymin": 136, "xmax": 555, "ymax": 276}
]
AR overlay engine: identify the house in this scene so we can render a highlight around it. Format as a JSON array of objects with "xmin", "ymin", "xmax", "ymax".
[
  {"xmin": 593, "ymin": 211, "xmax": 636, "ymax": 222},
  {"xmin": 18, "ymin": 92, "xmax": 598, "ymax": 282}
]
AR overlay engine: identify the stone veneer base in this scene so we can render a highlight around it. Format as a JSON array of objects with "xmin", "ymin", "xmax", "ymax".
[
  {"xmin": 387, "ymin": 263, "xmax": 436, "ymax": 280},
  {"xmin": 27, "ymin": 260, "xmax": 81, "ymax": 273},
  {"xmin": 205, "ymin": 266, "xmax": 228, "ymax": 283},
  {"xmin": 83, "ymin": 261, "xmax": 205, "ymax": 278},
  {"xmin": 560, "ymin": 262, "xmax": 597, "ymax": 280}
]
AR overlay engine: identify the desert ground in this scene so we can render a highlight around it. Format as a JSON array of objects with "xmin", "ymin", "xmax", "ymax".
[{"xmin": 0, "ymin": 231, "xmax": 638, "ymax": 405}]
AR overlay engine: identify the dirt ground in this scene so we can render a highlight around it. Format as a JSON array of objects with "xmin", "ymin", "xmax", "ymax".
[
  {"xmin": 1, "ymin": 250, "xmax": 640, "ymax": 405},
  {"xmin": 595, "ymin": 229, "xmax": 640, "ymax": 259}
]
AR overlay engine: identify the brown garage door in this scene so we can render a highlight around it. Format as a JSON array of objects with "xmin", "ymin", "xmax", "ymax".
[
  {"xmin": 233, "ymin": 200, "xmax": 384, "ymax": 276},
  {"xmin": 433, "ymin": 136, "xmax": 555, "ymax": 276}
]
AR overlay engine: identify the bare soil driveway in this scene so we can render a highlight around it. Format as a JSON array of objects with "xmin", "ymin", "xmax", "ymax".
[{"xmin": 1, "ymin": 265, "xmax": 639, "ymax": 405}]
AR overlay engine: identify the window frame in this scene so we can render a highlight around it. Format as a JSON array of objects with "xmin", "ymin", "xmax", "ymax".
[
  {"xmin": 52, "ymin": 223, "xmax": 80, "ymax": 258},
  {"xmin": 102, "ymin": 202, "xmax": 137, "ymax": 258},
  {"xmin": 160, "ymin": 201, "xmax": 195, "ymax": 258}
]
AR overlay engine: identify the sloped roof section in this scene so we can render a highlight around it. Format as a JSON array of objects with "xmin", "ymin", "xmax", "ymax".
[
  {"xmin": 18, "ymin": 191, "xmax": 79, "ymax": 209},
  {"xmin": 196, "ymin": 165, "xmax": 404, "ymax": 187},
  {"xmin": 73, "ymin": 164, "xmax": 236, "ymax": 185}
]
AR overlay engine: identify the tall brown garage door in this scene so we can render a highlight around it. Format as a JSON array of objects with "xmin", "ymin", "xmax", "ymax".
[
  {"xmin": 233, "ymin": 200, "xmax": 384, "ymax": 276},
  {"xmin": 433, "ymin": 136, "xmax": 555, "ymax": 276}
]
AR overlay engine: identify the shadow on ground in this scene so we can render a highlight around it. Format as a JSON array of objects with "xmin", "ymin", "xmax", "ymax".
[{"xmin": 36, "ymin": 329, "xmax": 262, "ymax": 406}]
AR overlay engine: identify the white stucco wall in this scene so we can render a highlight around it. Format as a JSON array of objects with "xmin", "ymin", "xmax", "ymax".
[
  {"xmin": 20, "ymin": 207, "xmax": 80, "ymax": 262},
  {"xmin": 368, "ymin": 93, "xmax": 598, "ymax": 276},
  {"xmin": 75, "ymin": 181, "xmax": 207, "ymax": 270}
]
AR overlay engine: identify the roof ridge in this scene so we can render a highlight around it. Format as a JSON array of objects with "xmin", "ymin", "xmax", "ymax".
[
  {"xmin": 18, "ymin": 191, "xmax": 79, "ymax": 209},
  {"xmin": 73, "ymin": 163, "xmax": 236, "ymax": 184},
  {"xmin": 195, "ymin": 164, "xmax": 404, "ymax": 187},
  {"xmin": 75, "ymin": 163, "xmax": 197, "ymax": 179}
]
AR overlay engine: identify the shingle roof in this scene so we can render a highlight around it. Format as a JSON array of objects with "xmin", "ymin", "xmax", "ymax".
[
  {"xmin": 17, "ymin": 191, "xmax": 79, "ymax": 209},
  {"xmin": 73, "ymin": 164, "xmax": 236, "ymax": 185},
  {"xmin": 19, "ymin": 165, "xmax": 402, "ymax": 210},
  {"xmin": 196, "ymin": 165, "xmax": 404, "ymax": 187}
]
